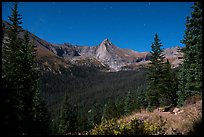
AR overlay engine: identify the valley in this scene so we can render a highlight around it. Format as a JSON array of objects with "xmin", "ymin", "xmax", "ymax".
[{"xmin": 2, "ymin": 2, "xmax": 201, "ymax": 135}]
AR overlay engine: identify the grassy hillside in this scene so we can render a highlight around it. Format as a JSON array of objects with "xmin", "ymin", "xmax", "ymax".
[{"xmin": 89, "ymin": 96, "xmax": 202, "ymax": 135}]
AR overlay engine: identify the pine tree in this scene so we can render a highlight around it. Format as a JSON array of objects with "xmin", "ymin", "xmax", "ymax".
[
  {"xmin": 101, "ymin": 100, "xmax": 118, "ymax": 121},
  {"xmin": 2, "ymin": 2, "xmax": 24, "ymax": 134},
  {"xmin": 88, "ymin": 103, "xmax": 103, "ymax": 129},
  {"xmin": 146, "ymin": 33, "xmax": 165, "ymax": 111},
  {"xmin": 22, "ymin": 30, "xmax": 51, "ymax": 135},
  {"xmin": 178, "ymin": 2, "xmax": 202, "ymax": 106},
  {"xmin": 2, "ymin": 2, "xmax": 51, "ymax": 134},
  {"xmin": 115, "ymin": 98, "xmax": 125, "ymax": 116},
  {"xmin": 124, "ymin": 91, "xmax": 134, "ymax": 115},
  {"xmin": 32, "ymin": 77, "xmax": 51, "ymax": 135},
  {"xmin": 162, "ymin": 60, "xmax": 178, "ymax": 106},
  {"xmin": 101, "ymin": 103, "xmax": 107, "ymax": 122},
  {"xmin": 87, "ymin": 107, "xmax": 95, "ymax": 130},
  {"xmin": 58, "ymin": 94, "xmax": 77, "ymax": 134}
]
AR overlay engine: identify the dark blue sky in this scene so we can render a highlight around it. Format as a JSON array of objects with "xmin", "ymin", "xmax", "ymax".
[{"xmin": 2, "ymin": 2, "xmax": 193, "ymax": 52}]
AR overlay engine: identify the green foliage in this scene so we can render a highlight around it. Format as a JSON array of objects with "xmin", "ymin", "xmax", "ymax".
[
  {"xmin": 1, "ymin": 2, "xmax": 51, "ymax": 135},
  {"xmin": 161, "ymin": 60, "xmax": 178, "ymax": 106},
  {"xmin": 124, "ymin": 91, "xmax": 134, "ymax": 115},
  {"xmin": 115, "ymin": 97, "xmax": 125, "ymax": 116},
  {"xmin": 178, "ymin": 2, "xmax": 202, "ymax": 106},
  {"xmin": 89, "ymin": 119, "xmax": 118, "ymax": 135},
  {"xmin": 146, "ymin": 34, "xmax": 179, "ymax": 110},
  {"xmin": 87, "ymin": 103, "xmax": 103, "ymax": 130},
  {"xmin": 41, "ymin": 68, "xmax": 148, "ymax": 132},
  {"xmin": 77, "ymin": 111, "xmax": 89, "ymax": 132},
  {"xmin": 89, "ymin": 118, "xmax": 164, "ymax": 135},
  {"xmin": 146, "ymin": 33, "xmax": 165, "ymax": 109},
  {"xmin": 2, "ymin": 2, "xmax": 26, "ymax": 134},
  {"xmin": 32, "ymin": 84, "xmax": 51, "ymax": 135},
  {"xmin": 135, "ymin": 88, "xmax": 148, "ymax": 109},
  {"xmin": 58, "ymin": 94, "xmax": 78, "ymax": 134},
  {"xmin": 101, "ymin": 99, "xmax": 119, "ymax": 122},
  {"xmin": 87, "ymin": 107, "xmax": 95, "ymax": 129}
]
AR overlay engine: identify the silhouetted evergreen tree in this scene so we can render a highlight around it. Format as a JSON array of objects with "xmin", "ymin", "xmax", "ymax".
[
  {"xmin": 161, "ymin": 60, "xmax": 178, "ymax": 106},
  {"xmin": 58, "ymin": 94, "xmax": 77, "ymax": 134},
  {"xmin": 178, "ymin": 2, "xmax": 202, "ymax": 106},
  {"xmin": 136, "ymin": 88, "xmax": 148, "ymax": 109},
  {"xmin": 101, "ymin": 103, "xmax": 108, "ymax": 122},
  {"xmin": 77, "ymin": 111, "xmax": 89, "ymax": 132},
  {"xmin": 1, "ymin": 2, "xmax": 24, "ymax": 134},
  {"xmin": 124, "ymin": 91, "xmax": 134, "ymax": 115},
  {"xmin": 32, "ymin": 78, "xmax": 51, "ymax": 135},
  {"xmin": 1, "ymin": 2, "xmax": 51, "ymax": 135},
  {"xmin": 87, "ymin": 108, "xmax": 95, "ymax": 130},
  {"xmin": 101, "ymin": 100, "xmax": 118, "ymax": 121},
  {"xmin": 115, "ymin": 98, "xmax": 125, "ymax": 116}
]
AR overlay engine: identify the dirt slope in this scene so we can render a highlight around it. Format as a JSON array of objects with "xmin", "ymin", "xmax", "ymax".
[{"xmin": 118, "ymin": 99, "xmax": 202, "ymax": 135}]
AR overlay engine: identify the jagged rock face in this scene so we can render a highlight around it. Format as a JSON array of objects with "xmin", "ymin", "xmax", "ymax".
[
  {"xmin": 2, "ymin": 20, "xmax": 184, "ymax": 72},
  {"xmin": 94, "ymin": 39, "xmax": 147, "ymax": 71},
  {"xmin": 96, "ymin": 39, "xmax": 110, "ymax": 60},
  {"xmin": 163, "ymin": 46, "xmax": 184, "ymax": 68},
  {"xmin": 44, "ymin": 38, "xmax": 148, "ymax": 71},
  {"xmin": 95, "ymin": 39, "xmax": 125, "ymax": 71}
]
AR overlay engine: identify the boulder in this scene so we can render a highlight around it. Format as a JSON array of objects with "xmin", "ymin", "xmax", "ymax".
[{"xmin": 173, "ymin": 107, "xmax": 180, "ymax": 115}]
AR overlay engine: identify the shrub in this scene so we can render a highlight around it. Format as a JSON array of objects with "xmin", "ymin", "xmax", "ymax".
[
  {"xmin": 89, "ymin": 119, "xmax": 119, "ymax": 135},
  {"xmin": 89, "ymin": 118, "xmax": 165, "ymax": 135}
]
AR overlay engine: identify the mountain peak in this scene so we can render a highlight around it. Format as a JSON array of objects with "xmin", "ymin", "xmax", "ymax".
[
  {"xmin": 101, "ymin": 38, "xmax": 112, "ymax": 46},
  {"xmin": 103, "ymin": 38, "xmax": 109, "ymax": 42}
]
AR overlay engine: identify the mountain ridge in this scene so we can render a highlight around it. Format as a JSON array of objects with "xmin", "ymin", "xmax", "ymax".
[{"xmin": 2, "ymin": 20, "xmax": 183, "ymax": 72}]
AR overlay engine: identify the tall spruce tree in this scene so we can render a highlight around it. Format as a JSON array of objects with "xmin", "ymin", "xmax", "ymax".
[
  {"xmin": 146, "ymin": 33, "xmax": 165, "ymax": 111},
  {"xmin": 178, "ymin": 2, "xmax": 202, "ymax": 106},
  {"xmin": 162, "ymin": 60, "xmax": 178, "ymax": 106},
  {"xmin": 2, "ymin": 2, "xmax": 51, "ymax": 135},
  {"xmin": 2, "ymin": 2, "xmax": 24, "ymax": 134}
]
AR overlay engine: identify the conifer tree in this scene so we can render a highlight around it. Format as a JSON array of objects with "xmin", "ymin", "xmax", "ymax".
[
  {"xmin": 2, "ymin": 2, "xmax": 51, "ymax": 134},
  {"xmin": 115, "ymin": 98, "xmax": 125, "ymax": 116},
  {"xmin": 124, "ymin": 91, "xmax": 134, "ymax": 115},
  {"xmin": 58, "ymin": 94, "xmax": 77, "ymax": 134},
  {"xmin": 146, "ymin": 33, "xmax": 165, "ymax": 111},
  {"xmin": 178, "ymin": 2, "xmax": 202, "ymax": 106},
  {"xmin": 32, "ymin": 77, "xmax": 51, "ymax": 135},
  {"xmin": 101, "ymin": 100, "xmax": 118, "ymax": 121},
  {"xmin": 88, "ymin": 103, "xmax": 103, "ymax": 129},
  {"xmin": 2, "ymin": 2, "xmax": 24, "ymax": 134},
  {"xmin": 161, "ymin": 60, "xmax": 178, "ymax": 106},
  {"xmin": 101, "ymin": 103, "xmax": 108, "ymax": 122},
  {"xmin": 87, "ymin": 108, "xmax": 94, "ymax": 130}
]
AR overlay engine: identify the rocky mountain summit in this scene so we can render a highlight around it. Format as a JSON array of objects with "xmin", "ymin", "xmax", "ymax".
[{"xmin": 2, "ymin": 20, "xmax": 183, "ymax": 72}]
